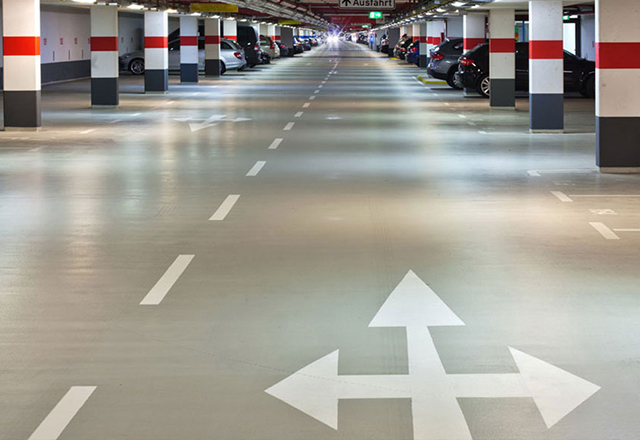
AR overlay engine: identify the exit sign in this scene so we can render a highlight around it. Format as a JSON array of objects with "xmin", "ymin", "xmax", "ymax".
[{"xmin": 369, "ymin": 11, "xmax": 383, "ymax": 19}]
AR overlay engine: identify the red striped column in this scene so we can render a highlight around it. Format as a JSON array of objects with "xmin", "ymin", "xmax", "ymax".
[
  {"xmin": 596, "ymin": 0, "xmax": 640, "ymax": 170},
  {"xmin": 463, "ymin": 13, "xmax": 486, "ymax": 51},
  {"xmin": 2, "ymin": 0, "xmax": 41, "ymax": 129},
  {"xmin": 180, "ymin": 16, "xmax": 199, "ymax": 83},
  {"xmin": 205, "ymin": 18, "xmax": 221, "ymax": 76},
  {"xmin": 529, "ymin": 1, "xmax": 564, "ymax": 131},
  {"xmin": 489, "ymin": 9, "xmax": 515, "ymax": 108},
  {"xmin": 268, "ymin": 25, "xmax": 277, "ymax": 46},
  {"xmin": 412, "ymin": 24, "xmax": 420, "ymax": 43},
  {"xmin": 426, "ymin": 20, "xmax": 444, "ymax": 55},
  {"xmin": 273, "ymin": 26, "xmax": 281, "ymax": 44},
  {"xmin": 144, "ymin": 11, "xmax": 168, "ymax": 93},
  {"xmin": 224, "ymin": 19, "xmax": 237, "ymax": 42},
  {"xmin": 90, "ymin": 6, "xmax": 119, "ymax": 107},
  {"xmin": 419, "ymin": 22, "xmax": 428, "ymax": 68}
]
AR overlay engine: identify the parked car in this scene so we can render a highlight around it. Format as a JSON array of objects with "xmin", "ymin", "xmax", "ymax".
[
  {"xmin": 237, "ymin": 25, "xmax": 264, "ymax": 68},
  {"xmin": 379, "ymin": 35, "xmax": 389, "ymax": 54},
  {"xmin": 406, "ymin": 40, "xmax": 419, "ymax": 66},
  {"xmin": 456, "ymin": 42, "xmax": 596, "ymax": 98},
  {"xmin": 119, "ymin": 36, "xmax": 246, "ymax": 75},
  {"xmin": 427, "ymin": 38, "xmax": 464, "ymax": 89},
  {"xmin": 393, "ymin": 35, "xmax": 413, "ymax": 60},
  {"xmin": 292, "ymin": 38, "xmax": 305, "ymax": 54},
  {"xmin": 309, "ymin": 37, "xmax": 318, "ymax": 47},
  {"xmin": 260, "ymin": 35, "xmax": 280, "ymax": 62},
  {"xmin": 278, "ymin": 42, "xmax": 291, "ymax": 57},
  {"xmin": 301, "ymin": 38, "xmax": 312, "ymax": 51}
]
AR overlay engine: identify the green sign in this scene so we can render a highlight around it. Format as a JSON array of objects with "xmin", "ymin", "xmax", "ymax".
[
  {"xmin": 369, "ymin": 11, "xmax": 383, "ymax": 19},
  {"xmin": 362, "ymin": 24, "xmax": 370, "ymax": 28}
]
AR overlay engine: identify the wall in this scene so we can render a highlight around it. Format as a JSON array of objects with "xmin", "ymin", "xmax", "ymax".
[
  {"xmin": 119, "ymin": 12, "xmax": 144, "ymax": 56},
  {"xmin": 580, "ymin": 14, "xmax": 595, "ymax": 61},
  {"xmin": 446, "ymin": 17, "xmax": 463, "ymax": 38}
]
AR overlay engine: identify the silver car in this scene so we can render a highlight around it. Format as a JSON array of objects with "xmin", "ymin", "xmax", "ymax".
[{"xmin": 120, "ymin": 37, "xmax": 246, "ymax": 75}]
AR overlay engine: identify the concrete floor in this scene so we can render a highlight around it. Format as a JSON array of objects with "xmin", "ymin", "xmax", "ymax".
[{"xmin": 1, "ymin": 42, "xmax": 639, "ymax": 440}]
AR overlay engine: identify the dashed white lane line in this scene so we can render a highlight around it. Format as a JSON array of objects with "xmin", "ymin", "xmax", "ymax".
[
  {"xmin": 130, "ymin": 113, "xmax": 141, "ymax": 117},
  {"xmin": 295, "ymin": 111, "xmax": 304, "ymax": 118},
  {"xmin": 140, "ymin": 255, "xmax": 195, "ymax": 305},
  {"xmin": 318, "ymin": 85, "xmax": 323, "ymax": 88},
  {"xmin": 268, "ymin": 138, "xmax": 283, "ymax": 150},
  {"xmin": 590, "ymin": 222, "xmax": 620, "ymax": 240},
  {"xmin": 303, "ymin": 103, "xmax": 310, "ymax": 108},
  {"xmin": 467, "ymin": 121, "xmax": 477, "ymax": 127},
  {"xmin": 321, "ymin": 81, "xmax": 327, "ymax": 84},
  {"xmin": 314, "ymin": 90, "xmax": 320, "ymax": 94},
  {"xmin": 309, "ymin": 96, "xmax": 316, "ymax": 100},
  {"xmin": 246, "ymin": 161, "xmax": 266, "ymax": 177},
  {"xmin": 28, "ymin": 386, "xmax": 96, "ymax": 440},
  {"xmin": 458, "ymin": 114, "xmax": 467, "ymax": 119},
  {"xmin": 209, "ymin": 195, "xmax": 240, "ymax": 221},
  {"xmin": 551, "ymin": 191, "xmax": 574, "ymax": 202},
  {"xmin": 79, "ymin": 129, "xmax": 96, "ymax": 134},
  {"xmin": 109, "ymin": 119, "xmax": 122, "ymax": 124},
  {"xmin": 284, "ymin": 122, "xmax": 295, "ymax": 131}
]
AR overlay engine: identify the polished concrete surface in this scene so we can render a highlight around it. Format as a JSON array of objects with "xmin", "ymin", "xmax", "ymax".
[{"xmin": 1, "ymin": 42, "xmax": 639, "ymax": 440}]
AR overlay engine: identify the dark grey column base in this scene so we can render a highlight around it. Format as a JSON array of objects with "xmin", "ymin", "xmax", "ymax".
[
  {"xmin": 597, "ymin": 116, "xmax": 640, "ymax": 168},
  {"xmin": 419, "ymin": 55, "xmax": 428, "ymax": 68},
  {"xmin": 205, "ymin": 59, "xmax": 222, "ymax": 76},
  {"xmin": 181, "ymin": 64, "xmax": 199, "ymax": 83},
  {"xmin": 145, "ymin": 69, "xmax": 169, "ymax": 93},
  {"xmin": 3, "ymin": 90, "xmax": 41, "ymax": 129},
  {"xmin": 490, "ymin": 78, "xmax": 515, "ymax": 108},
  {"xmin": 530, "ymin": 93, "xmax": 563, "ymax": 131},
  {"xmin": 91, "ymin": 77, "xmax": 119, "ymax": 107}
]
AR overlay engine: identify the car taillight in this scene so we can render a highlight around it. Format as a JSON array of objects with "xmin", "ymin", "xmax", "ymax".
[
  {"xmin": 270, "ymin": 41, "xmax": 275, "ymax": 49},
  {"xmin": 254, "ymin": 44, "xmax": 259, "ymax": 52},
  {"xmin": 459, "ymin": 57, "xmax": 474, "ymax": 66},
  {"xmin": 411, "ymin": 47, "xmax": 417, "ymax": 53},
  {"xmin": 432, "ymin": 52, "xmax": 444, "ymax": 61},
  {"xmin": 234, "ymin": 52, "xmax": 242, "ymax": 60}
]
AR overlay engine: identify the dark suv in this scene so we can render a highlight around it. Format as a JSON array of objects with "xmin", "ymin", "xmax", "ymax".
[
  {"xmin": 427, "ymin": 38, "xmax": 465, "ymax": 89},
  {"xmin": 456, "ymin": 42, "xmax": 596, "ymax": 98},
  {"xmin": 237, "ymin": 25, "xmax": 263, "ymax": 68}
]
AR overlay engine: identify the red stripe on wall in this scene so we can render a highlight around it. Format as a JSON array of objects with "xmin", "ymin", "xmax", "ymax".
[
  {"xmin": 274, "ymin": 36, "xmax": 281, "ymax": 40},
  {"xmin": 145, "ymin": 36, "xmax": 168, "ymax": 49},
  {"xmin": 463, "ymin": 38, "xmax": 485, "ymax": 51},
  {"xmin": 419, "ymin": 36, "xmax": 427, "ymax": 43},
  {"xmin": 529, "ymin": 40, "xmax": 563, "ymax": 59},
  {"xmin": 432, "ymin": 37, "xmax": 441, "ymax": 46},
  {"xmin": 413, "ymin": 36, "xmax": 419, "ymax": 42},
  {"xmin": 91, "ymin": 36, "xmax": 118, "ymax": 52},
  {"xmin": 3, "ymin": 36, "xmax": 41, "ymax": 56},
  {"xmin": 427, "ymin": 37, "xmax": 433, "ymax": 44},
  {"xmin": 205, "ymin": 36, "xmax": 221, "ymax": 44},
  {"xmin": 490, "ymin": 38, "xmax": 515, "ymax": 53},
  {"xmin": 180, "ymin": 36, "xmax": 198, "ymax": 46},
  {"xmin": 596, "ymin": 42, "xmax": 640, "ymax": 69}
]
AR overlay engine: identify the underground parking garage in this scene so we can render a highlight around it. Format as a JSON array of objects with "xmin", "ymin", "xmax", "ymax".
[{"xmin": 1, "ymin": 0, "xmax": 639, "ymax": 439}]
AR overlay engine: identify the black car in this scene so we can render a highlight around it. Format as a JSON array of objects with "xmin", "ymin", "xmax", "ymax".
[
  {"xmin": 237, "ymin": 25, "xmax": 263, "ymax": 67},
  {"xmin": 379, "ymin": 36, "xmax": 389, "ymax": 54},
  {"xmin": 393, "ymin": 37, "xmax": 413, "ymax": 60},
  {"xmin": 427, "ymin": 38, "xmax": 465, "ymax": 89},
  {"xmin": 278, "ymin": 43, "xmax": 291, "ymax": 57},
  {"xmin": 457, "ymin": 42, "xmax": 596, "ymax": 98}
]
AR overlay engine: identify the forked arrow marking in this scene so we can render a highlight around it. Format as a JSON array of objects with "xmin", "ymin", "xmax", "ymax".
[{"xmin": 266, "ymin": 271, "xmax": 600, "ymax": 439}]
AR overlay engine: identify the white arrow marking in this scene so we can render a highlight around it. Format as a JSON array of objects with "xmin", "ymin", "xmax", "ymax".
[
  {"xmin": 173, "ymin": 115, "xmax": 252, "ymax": 132},
  {"xmin": 266, "ymin": 271, "xmax": 600, "ymax": 438}
]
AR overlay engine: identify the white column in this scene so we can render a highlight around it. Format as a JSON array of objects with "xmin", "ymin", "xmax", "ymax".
[
  {"xmin": 144, "ymin": 10, "xmax": 168, "ymax": 93},
  {"xmin": 595, "ymin": 0, "xmax": 640, "ymax": 171},
  {"xmin": 274, "ymin": 26, "xmax": 281, "ymax": 44},
  {"xmin": 180, "ymin": 16, "xmax": 198, "ymax": 83},
  {"xmin": 463, "ymin": 13, "xmax": 485, "ymax": 51},
  {"xmin": 489, "ymin": 9, "xmax": 515, "ymax": 108},
  {"xmin": 2, "ymin": 0, "xmax": 41, "ymax": 129},
  {"xmin": 205, "ymin": 18, "xmax": 221, "ymax": 76},
  {"xmin": 91, "ymin": 6, "xmax": 119, "ymax": 107},
  {"xmin": 223, "ymin": 19, "xmax": 237, "ymax": 42},
  {"xmin": 419, "ymin": 22, "xmax": 428, "ymax": 68},
  {"xmin": 529, "ymin": 1, "xmax": 564, "ymax": 131}
]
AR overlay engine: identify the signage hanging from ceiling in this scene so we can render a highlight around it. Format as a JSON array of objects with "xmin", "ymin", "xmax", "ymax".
[
  {"xmin": 190, "ymin": 3, "xmax": 239, "ymax": 13},
  {"xmin": 279, "ymin": 20, "xmax": 302, "ymax": 25},
  {"xmin": 339, "ymin": 0, "xmax": 395, "ymax": 9},
  {"xmin": 368, "ymin": 11, "xmax": 383, "ymax": 19}
]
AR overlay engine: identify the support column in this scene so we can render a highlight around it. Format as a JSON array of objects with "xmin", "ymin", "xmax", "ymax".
[
  {"xmin": 400, "ymin": 26, "xmax": 410, "ymax": 39},
  {"xmin": 144, "ymin": 10, "xmax": 168, "ymax": 93},
  {"xmin": 489, "ymin": 9, "xmax": 515, "ymax": 108},
  {"xmin": 273, "ymin": 26, "xmax": 281, "ymax": 44},
  {"xmin": 529, "ymin": 0, "xmax": 564, "ymax": 131},
  {"xmin": 259, "ymin": 24, "xmax": 269, "ymax": 38},
  {"xmin": 205, "ymin": 18, "xmax": 221, "ymax": 76},
  {"xmin": 268, "ymin": 25, "xmax": 277, "ymax": 44},
  {"xmin": 419, "ymin": 22, "xmax": 428, "ymax": 68},
  {"xmin": 463, "ymin": 13, "xmax": 486, "ymax": 51},
  {"xmin": 224, "ymin": 19, "xmax": 237, "ymax": 42},
  {"xmin": 180, "ymin": 16, "xmax": 198, "ymax": 84},
  {"xmin": 2, "ymin": 0, "xmax": 41, "ymax": 129},
  {"xmin": 90, "ymin": 6, "xmax": 118, "ymax": 107},
  {"xmin": 595, "ymin": 0, "xmax": 640, "ymax": 171}
]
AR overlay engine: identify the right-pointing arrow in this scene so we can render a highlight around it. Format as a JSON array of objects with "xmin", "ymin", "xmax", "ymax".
[{"xmin": 509, "ymin": 347, "xmax": 601, "ymax": 428}]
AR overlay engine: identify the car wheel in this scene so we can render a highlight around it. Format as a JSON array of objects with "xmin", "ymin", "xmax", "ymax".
[
  {"xmin": 221, "ymin": 62, "xmax": 226, "ymax": 75},
  {"xmin": 583, "ymin": 74, "xmax": 595, "ymax": 99},
  {"xmin": 476, "ymin": 74, "xmax": 490, "ymax": 98},
  {"xmin": 447, "ymin": 67, "xmax": 463, "ymax": 90},
  {"xmin": 129, "ymin": 59, "xmax": 145, "ymax": 75}
]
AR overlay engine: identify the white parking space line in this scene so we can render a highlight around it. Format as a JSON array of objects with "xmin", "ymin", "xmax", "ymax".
[
  {"xmin": 140, "ymin": 255, "xmax": 195, "ymax": 305},
  {"xmin": 246, "ymin": 161, "xmax": 266, "ymax": 177},
  {"xmin": 28, "ymin": 386, "xmax": 96, "ymax": 440},
  {"xmin": 614, "ymin": 228, "xmax": 640, "ymax": 232},
  {"xmin": 284, "ymin": 122, "xmax": 295, "ymax": 131},
  {"xmin": 590, "ymin": 222, "xmax": 620, "ymax": 240},
  {"xmin": 268, "ymin": 138, "xmax": 283, "ymax": 150},
  {"xmin": 551, "ymin": 191, "xmax": 574, "ymax": 202},
  {"xmin": 295, "ymin": 112, "xmax": 304, "ymax": 118},
  {"xmin": 209, "ymin": 195, "xmax": 240, "ymax": 221},
  {"xmin": 79, "ymin": 129, "xmax": 95, "ymax": 135},
  {"xmin": 571, "ymin": 194, "xmax": 640, "ymax": 198},
  {"xmin": 303, "ymin": 103, "xmax": 310, "ymax": 108}
]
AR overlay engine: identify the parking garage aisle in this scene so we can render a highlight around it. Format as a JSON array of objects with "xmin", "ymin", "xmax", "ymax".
[{"xmin": 1, "ymin": 41, "xmax": 639, "ymax": 440}]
